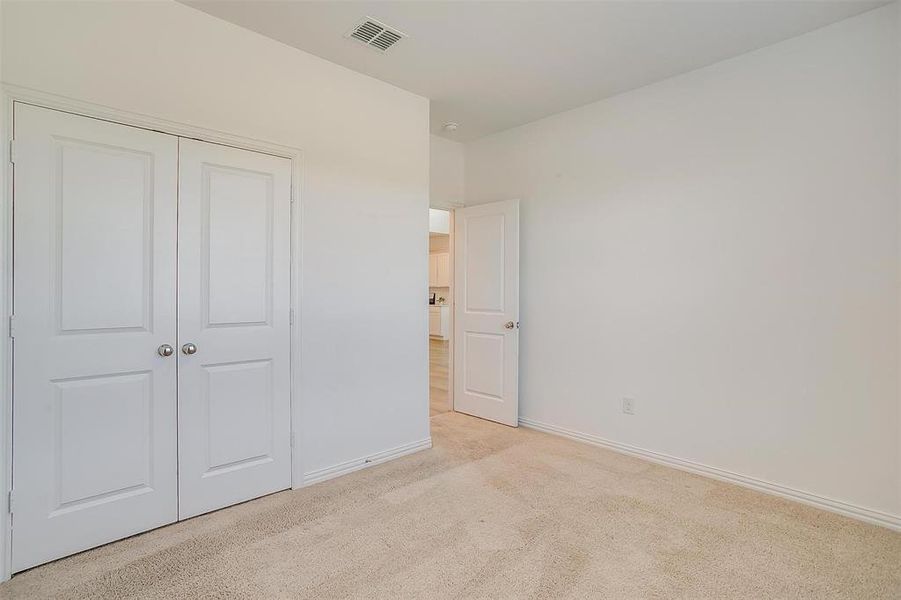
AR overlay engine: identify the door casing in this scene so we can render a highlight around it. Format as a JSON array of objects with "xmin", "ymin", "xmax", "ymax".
[{"xmin": 0, "ymin": 84, "xmax": 305, "ymax": 581}]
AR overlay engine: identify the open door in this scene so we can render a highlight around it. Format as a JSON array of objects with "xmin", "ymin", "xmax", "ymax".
[{"xmin": 453, "ymin": 200, "xmax": 519, "ymax": 426}]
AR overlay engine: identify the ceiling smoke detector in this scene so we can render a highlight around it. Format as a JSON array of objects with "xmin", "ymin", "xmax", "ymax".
[{"xmin": 346, "ymin": 17, "xmax": 406, "ymax": 53}]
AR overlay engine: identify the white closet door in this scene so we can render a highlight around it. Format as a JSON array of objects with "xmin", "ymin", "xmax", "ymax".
[
  {"xmin": 176, "ymin": 139, "xmax": 292, "ymax": 519},
  {"xmin": 11, "ymin": 104, "xmax": 179, "ymax": 571}
]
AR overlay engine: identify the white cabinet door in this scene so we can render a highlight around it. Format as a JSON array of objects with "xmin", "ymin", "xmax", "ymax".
[
  {"xmin": 12, "ymin": 104, "xmax": 179, "ymax": 571},
  {"xmin": 176, "ymin": 139, "xmax": 292, "ymax": 519},
  {"xmin": 429, "ymin": 307, "xmax": 441, "ymax": 336},
  {"xmin": 428, "ymin": 255, "xmax": 437, "ymax": 287},
  {"xmin": 453, "ymin": 200, "xmax": 519, "ymax": 427},
  {"xmin": 435, "ymin": 254, "xmax": 450, "ymax": 287},
  {"xmin": 439, "ymin": 306, "xmax": 451, "ymax": 339}
]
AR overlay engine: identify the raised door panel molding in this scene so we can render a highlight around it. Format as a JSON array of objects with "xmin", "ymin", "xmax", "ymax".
[
  {"xmin": 203, "ymin": 359, "xmax": 275, "ymax": 476},
  {"xmin": 52, "ymin": 371, "xmax": 154, "ymax": 513},
  {"xmin": 56, "ymin": 139, "xmax": 154, "ymax": 334},
  {"xmin": 203, "ymin": 165, "xmax": 275, "ymax": 329}
]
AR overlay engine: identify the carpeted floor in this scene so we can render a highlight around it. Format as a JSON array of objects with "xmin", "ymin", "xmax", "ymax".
[{"xmin": 1, "ymin": 412, "xmax": 899, "ymax": 599}]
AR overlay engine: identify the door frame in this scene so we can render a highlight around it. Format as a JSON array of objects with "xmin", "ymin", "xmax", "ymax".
[
  {"xmin": 0, "ymin": 84, "xmax": 305, "ymax": 581},
  {"xmin": 429, "ymin": 203, "xmax": 460, "ymax": 414}
]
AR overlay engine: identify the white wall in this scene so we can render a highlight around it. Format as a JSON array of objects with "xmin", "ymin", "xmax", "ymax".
[
  {"xmin": 430, "ymin": 134, "xmax": 464, "ymax": 207},
  {"xmin": 429, "ymin": 208, "xmax": 450, "ymax": 233},
  {"xmin": 466, "ymin": 5, "xmax": 900, "ymax": 518},
  {"xmin": 2, "ymin": 0, "xmax": 430, "ymax": 481},
  {"xmin": 897, "ymin": 1, "xmax": 901, "ymax": 510}
]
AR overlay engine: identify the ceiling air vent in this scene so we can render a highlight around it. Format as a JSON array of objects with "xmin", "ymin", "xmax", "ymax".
[{"xmin": 346, "ymin": 18, "xmax": 406, "ymax": 53}]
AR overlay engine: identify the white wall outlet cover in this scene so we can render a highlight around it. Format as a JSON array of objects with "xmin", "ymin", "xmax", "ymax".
[{"xmin": 622, "ymin": 398, "xmax": 635, "ymax": 415}]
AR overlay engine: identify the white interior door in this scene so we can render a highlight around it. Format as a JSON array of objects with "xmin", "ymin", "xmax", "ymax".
[
  {"xmin": 453, "ymin": 200, "xmax": 519, "ymax": 426},
  {"xmin": 176, "ymin": 139, "xmax": 292, "ymax": 519},
  {"xmin": 11, "ymin": 104, "xmax": 179, "ymax": 571}
]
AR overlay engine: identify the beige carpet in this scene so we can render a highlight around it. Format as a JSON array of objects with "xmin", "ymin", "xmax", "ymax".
[{"xmin": 1, "ymin": 412, "xmax": 899, "ymax": 599}]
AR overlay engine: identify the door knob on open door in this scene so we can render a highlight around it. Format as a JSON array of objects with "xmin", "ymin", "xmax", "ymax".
[
  {"xmin": 182, "ymin": 343, "xmax": 198, "ymax": 355},
  {"xmin": 504, "ymin": 321, "xmax": 515, "ymax": 330}
]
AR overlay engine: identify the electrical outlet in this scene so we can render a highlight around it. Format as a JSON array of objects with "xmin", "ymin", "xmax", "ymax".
[{"xmin": 622, "ymin": 398, "xmax": 635, "ymax": 415}]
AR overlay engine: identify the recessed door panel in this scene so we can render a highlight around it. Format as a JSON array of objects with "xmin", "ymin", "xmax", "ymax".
[
  {"xmin": 204, "ymin": 360, "xmax": 274, "ymax": 474},
  {"xmin": 12, "ymin": 104, "xmax": 178, "ymax": 572},
  {"xmin": 56, "ymin": 140, "xmax": 153, "ymax": 333},
  {"xmin": 463, "ymin": 333, "xmax": 505, "ymax": 400},
  {"xmin": 464, "ymin": 215, "xmax": 505, "ymax": 314},
  {"xmin": 204, "ymin": 165, "xmax": 274, "ymax": 327},
  {"xmin": 177, "ymin": 138, "xmax": 292, "ymax": 520},
  {"xmin": 54, "ymin": 371, "xmax": 153, "ymax": 510}
]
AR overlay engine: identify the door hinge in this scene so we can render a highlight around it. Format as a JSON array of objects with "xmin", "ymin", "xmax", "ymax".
[
  {"xmin": 290, "ymin": 432, "xmax": 296, "ymax": 449},
  {"xmin": 7, "ymin": 491, "xmax": 13, "ymax": 515},
  {"xmin": 8, "ymin": 139, "xmax": 15, "ymax": 165},
  {"xmin": 8, "ymin": 315, "xmax": 14, "ymax": 339},
  {"xmin": 289, "ymin": 308, "xmax": 294, "ymax": 326}
]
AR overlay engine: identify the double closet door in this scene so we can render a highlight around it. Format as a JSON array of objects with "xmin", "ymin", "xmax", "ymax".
[{"xmin": 11, "ymin": 104, "xmax": 293, "ymax": 572}]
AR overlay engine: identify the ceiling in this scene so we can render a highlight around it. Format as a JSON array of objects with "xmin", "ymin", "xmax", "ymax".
[{"xmin": 182, "ymin": 1, "xmax": 886, "ymax": 142}]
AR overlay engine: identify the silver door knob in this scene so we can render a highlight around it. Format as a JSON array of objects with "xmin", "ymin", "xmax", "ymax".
[
  {"xmin": 182, "ymin": 343, "xmax": 198, "ymax": 355},
  {"xmin": 504, "ymin": 321, "xmax": 515, "ymax": 330},
  {"xmin": 158, "ymin": 344, "xmax": 174, "ymax": 357}
]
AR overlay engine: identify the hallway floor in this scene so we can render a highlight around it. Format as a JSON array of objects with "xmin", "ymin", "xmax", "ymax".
[{"xmin": 429, "ymin": 338, "xmax": 449, "ymax": 416}]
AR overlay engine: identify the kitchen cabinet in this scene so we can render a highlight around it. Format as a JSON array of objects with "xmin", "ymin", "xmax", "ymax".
[
  {"xmin": 429, "ymin": 305, "xmax": 450, "ymax": 339},
  {"xmin": 428, "ymin": 253, "xmax": 450, "ymax": 287}
]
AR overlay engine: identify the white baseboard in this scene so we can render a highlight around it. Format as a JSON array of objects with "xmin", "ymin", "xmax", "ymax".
[
  {"xmin": 519, "ymin": 417, "xmax": 901, "ymax": 532},
  {"xmin": 301, "ymin": 437, "xmax": 432, "ymax": 487}
]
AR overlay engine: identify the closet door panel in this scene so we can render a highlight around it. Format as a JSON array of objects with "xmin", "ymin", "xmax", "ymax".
[
  {"xmin": 177, "ymin": 139, "xmax": 292, "ymax": 519},
  {"xmin": 11, "ymin": 104, "xmax": 179, "ymax": 572}
]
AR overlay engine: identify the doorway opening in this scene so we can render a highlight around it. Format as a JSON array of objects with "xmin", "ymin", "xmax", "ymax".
[
  {"xmin": 429, "ymin": 208, "xmax": 453, "ymax": 417},
  {"xmin": 427, "ymin": 200, "xmax": 519, "ymax": 426}
]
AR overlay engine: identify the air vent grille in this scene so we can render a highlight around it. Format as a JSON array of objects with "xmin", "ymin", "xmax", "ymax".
[{"xmin": 347, "ymin": 18, "xmax": 406, "ymax": 53}]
